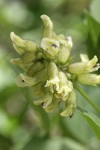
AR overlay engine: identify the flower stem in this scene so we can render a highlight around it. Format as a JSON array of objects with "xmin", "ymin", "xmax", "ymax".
[{"xmin": 74, "ymin": 82, "xmax": 100, "ymax": 113}]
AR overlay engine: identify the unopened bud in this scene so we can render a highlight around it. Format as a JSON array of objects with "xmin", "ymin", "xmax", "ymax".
[
  {"xmin": 80, "ymin": 54, "xmax": 89, "ymax": 62},
  {"xmin": 11, "ymin": 58, "xmax": 22, "ymax": 65},
  {"xmin": 16, "ymin": 69, "xmax": 48, "ymax": 87},
  {"xmin": 31, "ymin": 83, "xmax": 45, "ymax": 98},
  {"xmin": 57, "ymin": 36, "xmax": 72, "ymax": 64},
  {"xmin": 58, "ymin": 35, "xmax": 73, "ymax": 49},
  {"xmin": 45, "ymin": 62, "xmax": 59, "ymax": 93},
  {"xmin": 57, "ymin": 71, "xmax": 73, "ymax": 101},
  {"xmin": 41, "ymin": 15, "xmax": 54, "ymax": 38},
  {"xmin": 66, "ymin": 36, "xmax": 73, "ymax": 48},
  {"xmin": 34, "ymin": 92, "xmax": 52, "ymax": 108},
  {"xmin": 11, "ymin": 52, "xmax": 36, "ymax": 66},
  {"xmin": 13, "ymin": 43, "xmax": 25, "ymax": 55},
  {"xmin": 58, "ymin": 47, "xmax": 70, "ymax": 64},
  {"xmin": 42, "ymin": 93, "xmax": 53, "ymax": 108},
  {"xmin": 77, "ymin": 73, "xmax": 100, "ymax": 86},
  {"xmin": 68, "ymin": 56, "xmax": 99, "ymax": 74},
  {"xmin": 10, "ymin": 32, "xmax": 38, "ymax": 54},
  {"xmin": 45, "ymin": 98, "xmax": 59, "ymax": 112},
  {"xmin": 60, "ymin": 90, "xmax": 76, "ymax": 117},
  {"xmin": 20, "ymin": 52, "xmax": 37, "ymax": 64},
  {"xmin": 41, "ymin": 37, "xmax": 60, "ymax": 59},
  {"xmin": 27, "ymin": 61, "xmax": 44, "ymax": 76}
]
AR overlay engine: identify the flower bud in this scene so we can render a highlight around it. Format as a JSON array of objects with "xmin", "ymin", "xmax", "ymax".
[
  {"xmin": 16, "ymin": 69, "xmax": 48, "ymax": 87},
  {"xmin": 34, "ymin": 91, "xmax": 52, "ymax": 108},
  {"xmin": 11, "ymin": 58, "xmax": 35, "ymax": 71},
  {"xmin": 31, "ymin": 83, "xmax": 45, "ymax": 97},
  {"xmin": 20, "ymin": 52, "xmax": 37, "ymax": 64},
  {"xmin": 57, "ymin": 71, "xmax": 73, "ymax": 101},
  {"xmin": 27, "ymin": 61, "xmax": 44, "ymax": 76},
  {"xmin": 68, "ymin": 56, "xmax": 99, "ymax": 74},
  {"xmin": 16, "ymin": 74, "xmax": 31, "ymax": 87},
  {"xmin": 77, "ymin": 73, "xmax": 100, "ymax": 86},
  {"xmin": 57, "ymin": 36, "xmax": 72, "ymax": 65},
  {"xmin": 80, "ymin": 54, "xmax": 89, "ymax": 62},
  {"xmin": 13, "ymin": 43, "xmax": 25, "ymax": 55},
  {"xmin": 57, "ymin": 47, "xmax": 70, "ymax": 64},
  {"xmin": 66, "ymin": 36, "xmax": 73, "ymax": 48},
  {"xmin": 60, "ymin": 105, "xmax": 73, "ymax": 117},
  {"xmin": 10, "ymin": 32, "xmax": 38, "ymax": 54},
  {"xmin": 42, "ymin": 93, "xmax": 53, "ymax": 108},
  {"xmin": 11, "ymin": 52, "xmax": 36, "ymax": 66},
  {"xmin": 20, "ymin": 63, "xmax": 33, "ymax": 71},
  {"xmin": 10, "ymin": 32, "xmax": 25, "ymax": 54},
  {"xmin": 58, "ymin": 35, "xmax": 73, "ymax": 49},
  {"xmin": 41, "ymin": 37, "xmax": 60, "ymax": 59},
  {"xmin": 11, "ymin": 58, "xmax": 22, "ymax": 65},
  {"xmin": 60, "ymin": 90, "xmax": 76, "ymax": 117},
  {"xmin": 11, "ymin": 52, "xmax": 38, "ymax": 70},
  {"xmin": 45, "ymin": 62, "xmax": 59, "ymax": 93},
  {"xmin": 44, "ymin": 98, "xmax": 59, "ymax": 112},
  {"xmin": 40, "ymin": 15, "xmax": 54, "ymax": 38}
]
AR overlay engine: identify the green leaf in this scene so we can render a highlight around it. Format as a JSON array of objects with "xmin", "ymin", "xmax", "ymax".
[
  {"xmin": 86, "ymin": 14, "xmax": 100, "ymax": 72},
  {"xmin": 90, "ymin": 0, "xmax": 100, "ymax": 23},
  {"xmin": 81, "ymin": 111, "xmax": 100, "ymax": 140},
  {"xmin": 87, "ymin": 15, "xmax": 100, "ymax": 49}
]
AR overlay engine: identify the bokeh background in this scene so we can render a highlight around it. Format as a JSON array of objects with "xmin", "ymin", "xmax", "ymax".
[{"xmin": 0, "ymin": 0, "xmax": 100, "ymax": 150}]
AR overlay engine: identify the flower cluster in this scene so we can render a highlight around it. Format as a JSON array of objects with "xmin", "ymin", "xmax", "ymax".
[{"xmin": 10, "ymin": 15, "xmax": 100, "ymax": 117}]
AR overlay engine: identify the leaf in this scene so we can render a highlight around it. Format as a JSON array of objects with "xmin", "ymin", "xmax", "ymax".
[
  {"xmin": 87, "ymin": 15, "xmax": 100, "ymax": 49},
  {"xmin": 81, "ymin": 111, "xmax": 100, "ymax": 140},
  {"xmin": 90, "ymin": 0, "xmax": 100, "ymax": 23},
  {"xmin": 86, "ymin": 14, "xmax": 100, "ymax": 73}
]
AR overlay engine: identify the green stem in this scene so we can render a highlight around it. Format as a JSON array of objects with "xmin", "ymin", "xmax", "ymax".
[{"xmin": 74, "ymin": 82, "xmax": 100, "ymax": 113}]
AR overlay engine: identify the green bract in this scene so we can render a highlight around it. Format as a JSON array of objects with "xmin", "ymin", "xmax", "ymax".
[{"xmin": 10, "ymin": 15, "xmax": 100, "ymax": 117}]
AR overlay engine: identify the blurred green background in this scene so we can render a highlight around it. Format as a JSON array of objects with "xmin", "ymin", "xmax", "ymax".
[{"xmin": 0, "ymin": 0, "xmax": 100, "ymax": 150}]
